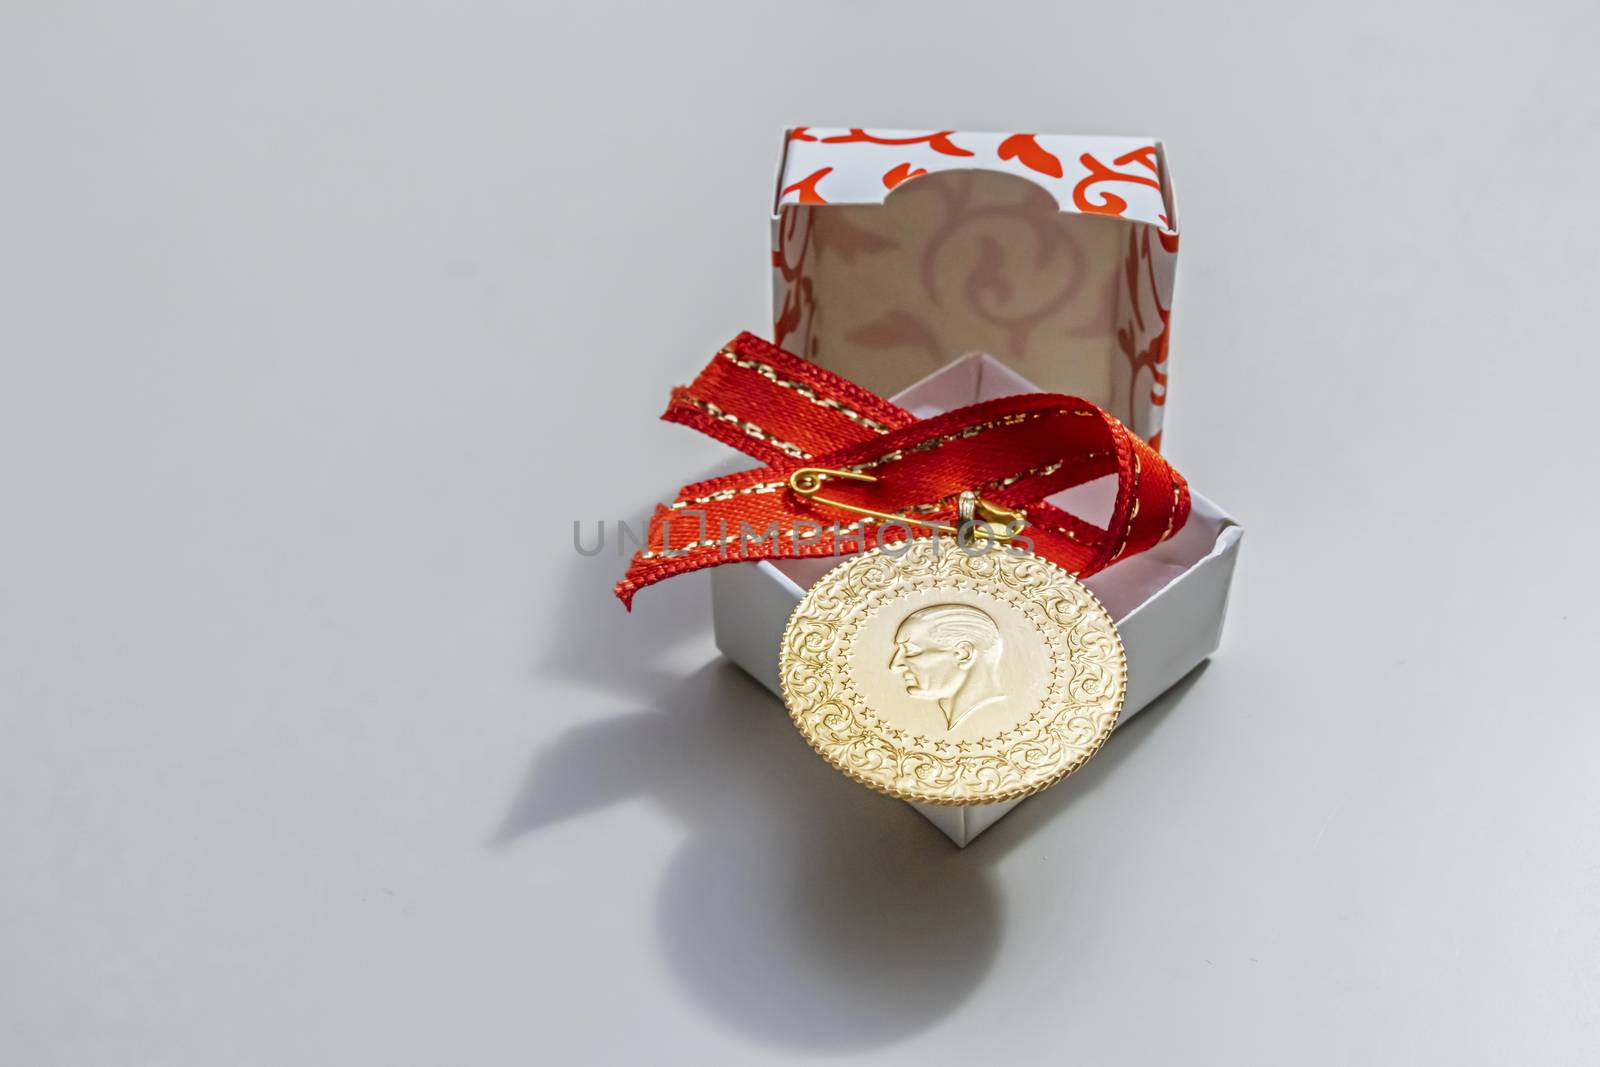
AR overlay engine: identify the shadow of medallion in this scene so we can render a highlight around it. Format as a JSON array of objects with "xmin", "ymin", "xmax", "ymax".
[{"xmin": 501, "ymin": 641, "xmax": 1003, "ymax": 1051}]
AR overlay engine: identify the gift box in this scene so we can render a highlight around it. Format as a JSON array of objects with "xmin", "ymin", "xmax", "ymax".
[{"xmin": 713, "ymin": 128, "xmax": 1242, "ymax": 845}]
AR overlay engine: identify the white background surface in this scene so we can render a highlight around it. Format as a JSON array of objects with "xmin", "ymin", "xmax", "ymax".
[{"xmin": 3, "ymin": 3, "xmax": 1598, "ymax": 1064}]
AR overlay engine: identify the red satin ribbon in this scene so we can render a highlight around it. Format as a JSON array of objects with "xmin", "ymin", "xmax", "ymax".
[{"xmin": 615, "ymin": 332, "xmax": 1189, "ymax": 608}]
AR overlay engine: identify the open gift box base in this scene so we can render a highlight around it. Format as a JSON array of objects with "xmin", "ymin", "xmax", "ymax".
[{"xmin": 709, "ymin": 353, "xmax": 1242, "ymax": 846}]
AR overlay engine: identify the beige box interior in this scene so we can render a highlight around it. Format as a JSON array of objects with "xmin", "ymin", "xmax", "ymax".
[{"xmin": 772, "ymin": 146, "xmax": 1178, "ymax": 446}]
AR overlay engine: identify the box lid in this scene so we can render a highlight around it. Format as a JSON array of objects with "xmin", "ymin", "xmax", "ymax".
[{"xmin": 771, "ymin": 127, "xmax": 1180, "ymax": 447}]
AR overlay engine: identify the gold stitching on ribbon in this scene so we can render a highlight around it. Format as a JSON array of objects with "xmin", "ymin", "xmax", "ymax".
[
  {"xmin": 676, "ymin": 395, "xmax": 812, "ymax": 460},
  {"xmin": 719, "ymin": 347, "xmax": 894, "ymax": 435}
]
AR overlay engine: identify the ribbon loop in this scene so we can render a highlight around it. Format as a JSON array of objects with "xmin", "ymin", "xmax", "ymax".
[{"xmin": 616, "ymin": 333, "xmax": 1189, "ymax": 608}]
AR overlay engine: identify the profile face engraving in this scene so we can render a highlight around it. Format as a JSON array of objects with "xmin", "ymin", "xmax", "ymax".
[{"xmin": 889, "ymin": 604, "xmax": 1006, "ymax": 731}]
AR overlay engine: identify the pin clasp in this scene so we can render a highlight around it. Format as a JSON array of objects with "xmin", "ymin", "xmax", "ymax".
[{"xmin": 787, "ymin": 468, "xmax": 1020, "ymax": 543}]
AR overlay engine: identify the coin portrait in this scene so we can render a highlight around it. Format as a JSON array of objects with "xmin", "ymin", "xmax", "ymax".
[
  {"xmin": 854, "ymin": 587, "xmax": 1049, "ymax": 746},
  {"xmin": 779, "ymin": 538, "xmax": 1127, "ymax": 805},
  {"xmin": 889, "ymin": 604, "xmax": 1008, "ymax": 731}
]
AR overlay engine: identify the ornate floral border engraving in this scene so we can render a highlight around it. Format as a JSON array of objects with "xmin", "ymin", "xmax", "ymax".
[{"xmin": 779, "ymin": 539, "xmax": 1126, "ymax": 806}]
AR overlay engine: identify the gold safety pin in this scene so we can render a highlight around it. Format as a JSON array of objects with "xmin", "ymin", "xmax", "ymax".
[{"xmin": 786, "ymin": 467, "xmax": 1024, "ymax": 542}]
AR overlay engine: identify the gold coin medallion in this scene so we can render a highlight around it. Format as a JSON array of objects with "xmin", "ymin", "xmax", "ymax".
[{"xmin": 779, "ymin": 538, "xmax": 1126, "ymax": 806}]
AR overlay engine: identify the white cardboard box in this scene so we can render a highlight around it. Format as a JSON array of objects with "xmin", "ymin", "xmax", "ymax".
[
  {"xmin": 711, "ymin": 354, "xmax": 1242, "ymax": 845},
  {"xmin": 710, "ymin": 128, "xmax": 1242, "ymax": 845}
]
